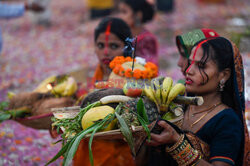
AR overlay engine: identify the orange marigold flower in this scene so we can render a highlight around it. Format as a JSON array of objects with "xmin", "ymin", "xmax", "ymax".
[
  {"xmin": 133, "ymin": 69, "xmax": 142, "ymax": 79},
  {"xmin": 153, "ymin": 71, "xmax": 158, "ymax": 77},
  {"xmin": 147, "ymin": 69, "xmax": 154, "ymax": 78},
  {"xmin": 119, "ymin": 66, "xmax": 125, "ymax": 76},
  {"xmin": 145, "ymin": 62, "xmax": 157, "ymax": 71},
  {"xmin": 125, "ymin": 56, "xmax": 133, "ymax": 62},
  {"xmin": 125, "ymin": 68, "xmax": 133, "ymax": 78},
  {"xmin": 113, "ymin": 65, "xmax": 121, "ymax": 74},
  {"xmin": 114, "ymin": 56, "xmax": 125, "ymax": 62},
  {"xmin": 141, "ymin": 70, "xmax": 149, "ymax": 79},
  {"xmin": 109, "ymin": 61, "xmax": 116, "ymax": 69}
]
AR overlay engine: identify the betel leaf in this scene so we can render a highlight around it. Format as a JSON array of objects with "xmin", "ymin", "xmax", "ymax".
[
  {"xmin": 136, "ymin": 98, "xmax": 149, "ymax": 124},
  {"xmin": 115, "ymin": 112, "xmax": 135, "ymax": 156}
]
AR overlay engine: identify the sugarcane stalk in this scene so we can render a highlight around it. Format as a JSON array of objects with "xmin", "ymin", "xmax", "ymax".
[
  {"xmin": 173, "ymin": 96, "xmax": 204, "ymax": 106},
  {"xmin": 169, "ymin": 102, "xmax": 183, "ymax": 116}
]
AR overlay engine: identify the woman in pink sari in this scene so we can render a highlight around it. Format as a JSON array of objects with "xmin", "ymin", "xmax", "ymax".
[{"xmin": 118, "ymin": 0, "xmax": 158, "ymax": 65}]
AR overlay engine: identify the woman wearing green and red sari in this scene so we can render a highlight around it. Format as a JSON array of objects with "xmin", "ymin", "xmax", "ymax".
[{"xmin": 146, "ymin": 37, "xmax": 250, "ymax": 166}]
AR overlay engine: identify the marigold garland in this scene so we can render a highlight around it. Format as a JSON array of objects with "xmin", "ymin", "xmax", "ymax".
[{"xmin": 109, "ymin": 56, "xmax": 158, "ymax": 79}]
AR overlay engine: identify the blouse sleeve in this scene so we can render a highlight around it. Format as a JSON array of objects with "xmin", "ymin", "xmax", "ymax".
[
  {"xmin": 136, "ymin": 32, "xmax": 158, "ymax": 65},
  {"xmin": 208, "ymin": 110, "xmax": 243, "ymax": 165}
]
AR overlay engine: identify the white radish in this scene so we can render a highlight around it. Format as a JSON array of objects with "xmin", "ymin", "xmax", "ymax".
[{"xmin": 100, "ymin": 95, "xmax": 133, "ymax": 104}]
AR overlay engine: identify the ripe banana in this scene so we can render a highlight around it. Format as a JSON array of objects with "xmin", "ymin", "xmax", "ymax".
[
  {"xmin": 151, "ymin": 76, "xmax": 164, "ymax": 105},
  {"xmin": 161, "ymin": 77, "xmax": 173, "ymax": 105},
  {"xmin": 166, "ymin": 83, "xmax": 185, "ymax": 107},
  {"xmin": 143, "ymin": 84, "xmax": 157, "ymax": 105},
  {"xmin": 33, "ymin": 75, "xmax": 57, "ymax": 93},
  {"xmin": 52, "ymin": 80, "xmax": 68, "ymax": 96},
  {"xmin": 62, "ymin": 77, "xmax": 77, "ymax": 96}
]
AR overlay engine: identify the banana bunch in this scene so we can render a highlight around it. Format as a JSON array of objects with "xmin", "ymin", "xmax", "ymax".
[
  {"xmin": 34, "ymin": 75, "xmax": 57, "ymax": 93},
  {"xmin": 143, "ymin": 76, "xmax": 185, "ymax": 112},
  {"xmin": 34, "ymin": 75, "xmax": 77, "ymax": 97}
]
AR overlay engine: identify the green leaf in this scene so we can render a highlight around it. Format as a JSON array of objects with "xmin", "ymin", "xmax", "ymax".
[
  {"xmin": 136, "ymin": 114, "xmax": 151, "ymax": 141},
  {"xmin": 177, "ymin": 79, "xmax": 185, "ymax": 85},
  {"xmin": 45, "ymin": 139, "xmax": 73, "ymax": 166},
  {"xmin": 115, "ymin": 112, "xmax": 135, "ymax": 156},
  {"xmin": 0, "ymin": 113, "xmax": 11, "ymax": 123},
  {"xmin": 88, "ymin": 113, "xmax": 115, "ymax": 166},
  {"xmin": 63, "ymin": 113, "xmax": 114, "ymax": 166},
  {"xmin": 0, "ymin": 101, "xmax": 9, "ymax": 111},
  {"xmin": 136, "ymin": 98, "xmax": 149, "ymax": 124},
  {"xmin": 63, "ymin": 124, "xmax": 99, "ymax": 166}
]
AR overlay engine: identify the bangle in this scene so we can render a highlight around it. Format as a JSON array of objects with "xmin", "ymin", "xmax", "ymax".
[
  {"xmin": 166, "ymin": 134, "xmax": 185, "ymax": 152},
  {"xmin": 165, "ymin": 134, "xmax": 201, "ymax": 166},
  {"xmin": 191, "ymin": 155, "xmax": 202, "ymax": 166}
]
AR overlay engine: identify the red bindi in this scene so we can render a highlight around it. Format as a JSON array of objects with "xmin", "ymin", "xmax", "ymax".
[{"xmin": 104, "ymin": 21, "xmax": 112, "ymax": 55}]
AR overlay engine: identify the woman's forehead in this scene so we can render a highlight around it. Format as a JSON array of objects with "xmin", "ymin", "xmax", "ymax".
[
  {"xmin": 97, "ymin": 33, "xmax": 123, "ymax": 42},
  {"xmin": 189, "ymin": 46, "xmax": 204, "ymax": 61}
]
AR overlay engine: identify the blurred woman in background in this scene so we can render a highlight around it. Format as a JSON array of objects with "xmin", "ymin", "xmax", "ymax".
[{"xmin": 118, "ymin": 0, "xmax": 159, "ymax": 65}]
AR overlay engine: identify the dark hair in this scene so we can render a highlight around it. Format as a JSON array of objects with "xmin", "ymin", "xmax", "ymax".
[
  {"xmin": 94, "ymin": 17, "xmax": 132, "ymax": 43},
  {"xmin": 193, "ymin": 37, "xmax": 235, "ymax": 110},
  {"xmin": 122, "ymin": 0, "xmax": 155, "ymax": 23}
]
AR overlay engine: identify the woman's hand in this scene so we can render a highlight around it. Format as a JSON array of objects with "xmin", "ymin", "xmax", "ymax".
[{"xmin": 146, "ymin": 120, "xmax": 181, "ymax": 146}]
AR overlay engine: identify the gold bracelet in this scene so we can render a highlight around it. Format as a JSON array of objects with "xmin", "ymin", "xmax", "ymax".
[
  {"xmin": 165, "ymin": 134, "xmax": 185, "ymax": 153},
  {"xmin": 190, "ymin": 155, "xmax": 202, "ymax": 166},
  {"xmin": 165, "ymin": 134, "xmax": 201, "ymax": 166}
]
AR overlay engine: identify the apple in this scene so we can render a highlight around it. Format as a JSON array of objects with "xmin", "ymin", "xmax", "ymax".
[{"xmin": 123, "ymin": 81, "xmax": 143, "ymax": 97}]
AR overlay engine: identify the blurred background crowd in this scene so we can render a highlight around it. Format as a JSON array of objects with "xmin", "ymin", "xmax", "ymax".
[{"xmin": 0, "ymin": 0, "xmax": 249, "ymax": 165}]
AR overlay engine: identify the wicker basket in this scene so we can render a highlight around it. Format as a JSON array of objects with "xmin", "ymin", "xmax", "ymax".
[{"xmin": 52, "ymin": 106, "xmax": 184, "ymax": 140}]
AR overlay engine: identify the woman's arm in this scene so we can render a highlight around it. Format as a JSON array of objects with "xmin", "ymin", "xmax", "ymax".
[{"xmin": 147, "ymin": 120, "xmax": 236, "ymax": 166}]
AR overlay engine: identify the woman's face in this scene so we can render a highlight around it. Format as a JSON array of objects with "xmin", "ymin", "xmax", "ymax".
[
  {"xmin": 185, "ymin": 46, "xmax": 221, "ymax": 95},
  {"xmin": 118, "ymin": 2, "xmax": 134, "ymax": 27},
  {"xmin": 95, "ymin": 32, "xmax": 125, "ymax": 70},
  {"xmin": 177, "ymin": 46, "xmax": 189, "ymax": 76}
]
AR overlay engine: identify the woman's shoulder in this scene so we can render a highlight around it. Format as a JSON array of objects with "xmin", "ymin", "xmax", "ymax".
[
  {"xmin": 211, "ymin": 108, "xmax": 241, "ymax": 123},
  {"xmin": 198, "ymin": 108, "xmax": 243, "ymax": 136},
  {"xmin": 137, "ymin": 29, "xmax": 157, "ymax": 41}
]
